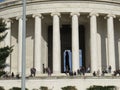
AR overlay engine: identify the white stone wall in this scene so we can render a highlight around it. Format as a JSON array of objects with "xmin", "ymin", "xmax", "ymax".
[
  {"xmin": 11, "ymin": 19, "xmax": 18, "ymax": 73},
  {"xmin": 0, "ymin": 78, "xmax": 120, "ymax": 90}
]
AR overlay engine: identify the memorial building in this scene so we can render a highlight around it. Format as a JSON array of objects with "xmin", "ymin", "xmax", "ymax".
[{"xmin": 0, "ymin": 0, "xmax": 120, "ymax": 90}]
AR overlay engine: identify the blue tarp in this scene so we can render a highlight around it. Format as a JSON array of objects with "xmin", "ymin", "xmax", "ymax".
[
  {"xmin": 64, "ymin": 49, "xmax": 82, "ymax": 72},
  {"xmin": 64, "ymin": 50, "xmax": 72, "ymax": 72},
  {"xmin": 79, "ymin": 50, "xmax": 82, "ymax": 67}
]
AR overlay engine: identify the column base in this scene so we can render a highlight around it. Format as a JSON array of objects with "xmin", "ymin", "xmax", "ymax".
[
  {"xmin": 51, "ymin": 73, "xmax": 66, "ymax": 76},
  {"xmin": 32, "ymin": 73, "xmax": 66, "ymax": 77}
]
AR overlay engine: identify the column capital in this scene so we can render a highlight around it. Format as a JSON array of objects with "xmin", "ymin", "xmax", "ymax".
[
  {"xmin": 3, "ymin": 18, "xmax": 12, "ymax": 23},
  {"xmin": 51, "ymin": 12, "xmax": 61, "ymax": 17},
  {"xmin": 107, "ymin": 14, "xmax": 116, "ymax": 18},
  {"xmin": 16, "ymin": 16, "xmax": 22, "ymax": 20},
  {"xmin": 89, "ymin": 12, "xmax": 99, "ymax": 17},
  {"xmin": 16, "ymin": 16, "xmax": 28, "ymax": 21},
  {"xmin": 104, "ymin": 14, "xmax": 116, "ymax": 19},
  {"xmin": 70, "ymin": 12, "xmax": 80, "ymax": 16},
  {"xmin": 32, "ymin": 14, "xmax": 43, "ymax": 18}
]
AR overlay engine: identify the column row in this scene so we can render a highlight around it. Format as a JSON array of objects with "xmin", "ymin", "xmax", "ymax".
[
  {"xmin": 5, "ymin": 13, "xmax": 116, "ymax": 74},
  {"xmin": 90, "ymin": 13, "xmax": 116, "ymax": 72}
]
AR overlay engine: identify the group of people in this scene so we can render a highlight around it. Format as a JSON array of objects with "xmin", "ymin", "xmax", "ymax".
[
  {"xmin": 92, "ymin": 65, "xmax": 120, "ymax": 77},
  {"xmin": 1, "ymin": 72, "xmax": 20, "ymax": 79},
  {"xmin": 93, "ymin": 65, "xmax": 112, "ymax": 76},
  {"xmin": 30, "ymin": 65, "xmax": 52, "ymax": 77},
  {"xmin": 64, "ymin": 65, "xmax": 120, "ymax": 77},
  {"xmin": 43, "ymin": 67, "xmax": 51, "ymax": 76},
  {"xmin": 65, "ymin": 66, "xmax": 89, "ymax": 76},
  {"xmin": 77, "ymin": 66, "xmax": 86, "ymax": 76},
  {"xmin": 2, "ymin": 65, "xmax": 120, "ymax": 79},
  {"xmin": 93, "ymin": 70, "xmax": 100, "ymax": 76},
  {"xmin": 113, "ymin": 69, "xmax": 120, "ymax": 76},
  {"xmin": 43, "ymin": 64, "xmax": 51, "ymax": 76},
  {"xmin": 1, "ymin": 66, "xmax": 51, "ymax": 78},
  {"xmin": 30, "ymin": 67, "xmax": 51, "ymax": 77},
  {"xmin": 23, "ymin": 65, "xmax": 120, "ymax": 77}
]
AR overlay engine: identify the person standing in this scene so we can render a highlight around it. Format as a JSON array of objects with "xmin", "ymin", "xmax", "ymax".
[
  {"xmin": 30, "ymin": 67, "xmax": 36, "ymax": 77},
  {"xmin": 43, "ymin": 64, "xmax": 45, "ymax": 73},
  {"xmin": 108, "ymin": 65, "xmax": 112, "ymax": 73},
  {"xmin": 47, "ymin": 67, "xmax": 51, "ymax": 76},
  {"xmin": 65, "ymin": 51, "xmax": 70, "ymax": 73}
]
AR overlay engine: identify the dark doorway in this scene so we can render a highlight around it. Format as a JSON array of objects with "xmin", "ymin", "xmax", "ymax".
[
  {"xmin": 48, "ymin": 25, "xmax": 85, "ymax": 73},
  {"xmin": 79, "ymin": 25, "xmax": 85, "ymax": 67},
  {"xmin": 48, "ymin": 26, "xmax": 53, "ymax": 73},
  {"xmin": 61, "ymin": 25, "xmax": 71, "ymax": 73}
]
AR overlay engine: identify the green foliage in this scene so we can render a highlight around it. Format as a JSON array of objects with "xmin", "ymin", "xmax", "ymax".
[
  {"xmin": 0, "ymin": 86, "xmax": 5, "ymax": 90},
  {"xmin": 87, "ymin": 85, "xmax": 103, "ymax": 90},
  {"xmin": 104, "ymin": 86, "xmax": 117, "ymax": 90},
  {"xmin": 61, "ymin": 86, "xmax": 77, "ymax": 90},
  {"xmin": 0, "ymin": 33, "xmax": 7, "ymax": 42},
  {"xmin": 0, "ymin": 71, "xmax": 6, "ymax": 77},
  {"xmin": 87, "ymin": 85, "xmax": 116, "ymax": 90},
  {"xmin": 0, "ymin": 18, "xmax": 13, "ymax": 71},
  {"xmin": 0, "ymin": 46, "xmax": 13, "ymax": 70},
  {"xmin": 9, "ymin": 87, "xmax": 28, "ymax": 90},
  {"xmin": 0, "ymin": 18, "xmax": 8, "ymax": 42},
  {"xmin": 0, "ymin": 19, "xmax": 7, "ymax": 33},
  {"xmin": 40, "ymin": 86, "xmax": 48, "ymax": 90},
  {"xmin": 0, "ymin": 46, "xmax": 13, "ymax": 60}
]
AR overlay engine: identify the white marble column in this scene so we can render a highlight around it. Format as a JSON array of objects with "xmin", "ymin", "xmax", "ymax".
[
  {"xmin": 107, "ymin": 14, "xmax": 116, "ymax": 72},
  {"xmin": 33, "ymin": 14, "xmax": 42, "ymax": 73},
  {"xmin": 4, "ymin": 19, "xmax": 11, "ymax": 72},
  {"xmin": 16, "ymin": 17, "xmax": 22, "ymax": 74},
  {"xmin": 71, "ymin": 12, "xmax": 80, "ymax": 72},
  {"xmin": 90, "ymin": 13, "xmax": 99, "ymax": 72},
  {"xmin": 51, "ymin": 12, "xmax": 61, "ymax": 74}
]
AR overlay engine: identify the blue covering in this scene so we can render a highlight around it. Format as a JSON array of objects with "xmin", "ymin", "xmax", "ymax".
[
  {"xmin": 64, "ymin": 49, "xmax": 82, "ymax": 72},
  {"xmin": 79, "ymin": 50, "xmax": 82, "ymax": 67},
  {"xmin": 64, "ymin": 50, "xmax": 72, "ymax": 72}
]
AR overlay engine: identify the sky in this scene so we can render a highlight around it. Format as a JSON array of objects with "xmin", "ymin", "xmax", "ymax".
[{"xmin": 0, "ymin": 0, "xmax": 4, "ymax": 2}]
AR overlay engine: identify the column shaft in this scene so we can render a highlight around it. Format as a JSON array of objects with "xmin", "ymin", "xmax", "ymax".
[
  {"xmin": 107, "ymin": 15, "xmax": 116, "ymax": 72},
  {"xmin": 71, "ymin": 13, "xmax": 80, "ymax": 72},
  {"xmin": 33, "ymin": 14, "xmax": 42, "ymax": 73},
  {"xmin": 52, "ymin": 13, "xmax": 61, "ymax": 73},
  {"xmin": 90, "ymin": 13, "xmax": 98, "ymax": 72},
  {"xmin": 4, "ymin": 19, "xmax": 11, "ymax": 72},
  {"xmin": 18, "ymin": 17, "xmax": 22, "ymax": 74}
]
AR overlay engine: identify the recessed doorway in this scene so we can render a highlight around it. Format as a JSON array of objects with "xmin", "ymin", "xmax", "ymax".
[{"xmin": 48, "ymin": 25, "xmax": 85, "ymax": 73}]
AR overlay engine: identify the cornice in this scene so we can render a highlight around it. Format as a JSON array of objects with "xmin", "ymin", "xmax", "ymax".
[
  {"xmin": 0, "ymin": 0, "xmax": 120, "ymax": 17},
  {"xmin": 0, "ymin": 0, "xmax": 120, "ymax": 12},
  {"xmin": 1, "ymin": 0, "xmax": 120, "ymax": 5}
]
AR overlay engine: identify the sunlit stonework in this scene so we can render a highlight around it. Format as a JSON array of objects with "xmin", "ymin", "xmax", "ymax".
[{"xmin": 0, "ymin": 0, "xmax": 120, "ymax": 90}]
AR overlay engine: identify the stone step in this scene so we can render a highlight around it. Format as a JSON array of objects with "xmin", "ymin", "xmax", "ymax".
[{"xmin": 34, "ymin": 73, "xmax": 113, "ymax": 77}]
